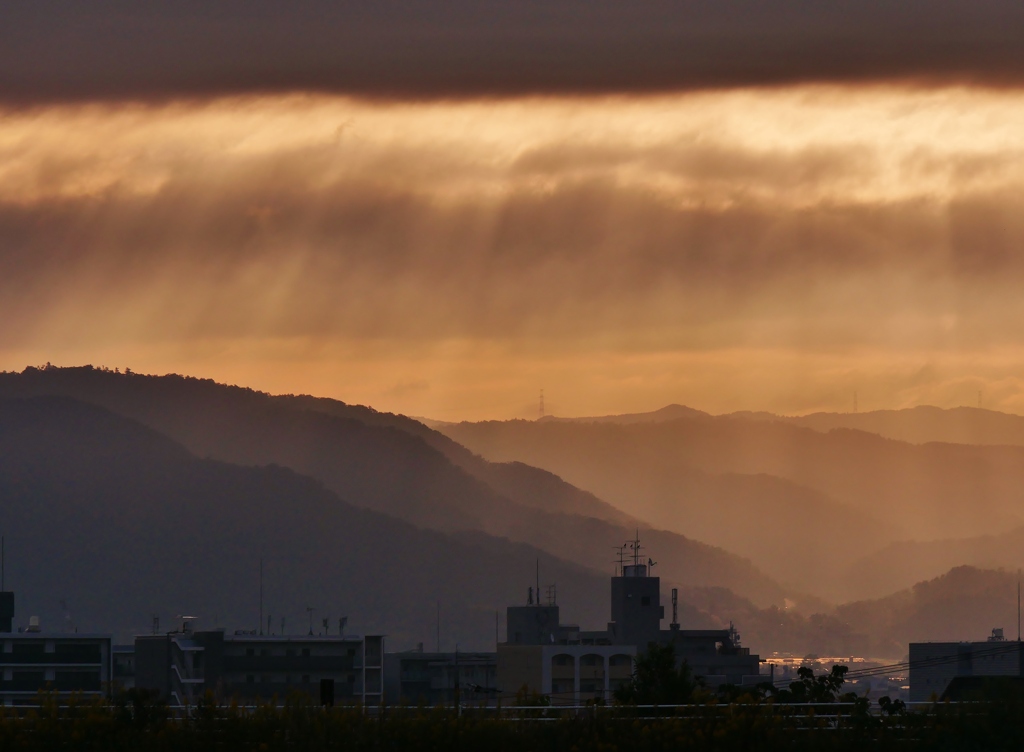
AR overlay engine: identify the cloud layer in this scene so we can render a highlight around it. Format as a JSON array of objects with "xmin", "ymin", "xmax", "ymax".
[
  {"xmin": 4, "ymin": 1, "xmax": 1024, "ymax": 102},
  {"xmin": 3, "ymin": 89, "xmax": 1024, "ymax": 417}
]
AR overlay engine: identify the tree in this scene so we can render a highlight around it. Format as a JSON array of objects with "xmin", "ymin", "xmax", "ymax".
[
  {"xmin": 614, "ymin": 642, "xmax": 697, "ymax": 705},
  {"xmin": 771, "ymin": 665, "xmax": 857, "ymax": 703}
]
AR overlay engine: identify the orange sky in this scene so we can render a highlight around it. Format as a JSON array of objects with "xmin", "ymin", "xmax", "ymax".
[{"xmin": 4, "ymin": 88, "xmax": 1024, "ymax": 420}]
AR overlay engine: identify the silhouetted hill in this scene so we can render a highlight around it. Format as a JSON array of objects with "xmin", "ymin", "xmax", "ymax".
[
  {"xmin": 0, "ymin": 395, "xmax": 613, "ymax": 648},
  {"xmin": 0, "ymin": 366, "xmax": 790, "ymax": 607}
]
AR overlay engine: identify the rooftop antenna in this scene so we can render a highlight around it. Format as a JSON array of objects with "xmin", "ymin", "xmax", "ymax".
[
  {"xmin": 259, "ymin": 558, "xmax": 264, "ymax": 635},
  {"xmin": 614, "ymin": 544, "xmax": 627, "ymax": 576},
  {"xmin": 546, "ymin": 584, "xmax": 557, "ymax": 606},
  {"xmin": 539, "ymin": 389, "xmax": 545, "ymax": 420},
  {"xmin": 629, "ymin": 530, "xmax": 643, "ymax": 568},
  {"xmin": 306, "ymin": 607, "xmax": 314, "ymax": 636},
  {"xmin": 280, "ymin": 616, "xmax": 286, "ymax": 635},
  {"xmin": 152, "ymin": 615, "xmax": 159, "ymax": 635}
]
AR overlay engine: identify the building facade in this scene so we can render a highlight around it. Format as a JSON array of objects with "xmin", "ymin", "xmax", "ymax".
[
  {"xmin": 0, "ymin": 591, "xmax": 112, "ymax": 706},
  {"xmin": 0, "ymin": 633, "xmax": 113, "ymax": 705},
  {"xmin": 384, "ymin": 649, "xmax": 497, "ymax": 706},
  {"xmin": 136, "ymin": 627, "xmax": 384, "ymax": 706},
  {"xmin": 910, "ymin": 630, "xmax": 1024, "ymax": 702}
]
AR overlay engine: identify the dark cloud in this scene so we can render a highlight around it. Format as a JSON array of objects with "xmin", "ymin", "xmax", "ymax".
[
  {"xmin": 0, "ymin": 160, "xmax": 1009, "ymax": 347},
  {"xmin": 4, "ymin": 1, "xmax": 1024, "ymax": 102}
]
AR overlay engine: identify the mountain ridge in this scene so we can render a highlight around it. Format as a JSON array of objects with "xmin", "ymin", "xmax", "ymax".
[{"xmin": 0, "ymin": 366, "xmax": 791, "ymax": 607}]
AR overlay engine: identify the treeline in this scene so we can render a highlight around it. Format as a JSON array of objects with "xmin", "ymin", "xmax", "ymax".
[{"xmin": 1, "ymin": 690, "xmax": 1023, "ymax": 752}]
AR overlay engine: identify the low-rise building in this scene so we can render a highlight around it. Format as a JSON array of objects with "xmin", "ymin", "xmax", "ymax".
[
  {"xmin": 498, "ymin": 538, "xmax": 762, "ymax": 704},
  {"xmin": 0, "ymin": 591, "xmax": 112, "ymax": 706},
  {"xmin": 135, "ymin": 625, "xmax": 384, "ymax": 706}
]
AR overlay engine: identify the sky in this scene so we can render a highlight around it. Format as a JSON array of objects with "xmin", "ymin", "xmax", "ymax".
[{"xmin": 4, "ymin": 2, "xmax": 1024, "ymax": 420}]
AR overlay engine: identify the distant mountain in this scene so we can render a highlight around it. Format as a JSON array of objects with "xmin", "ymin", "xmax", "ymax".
[
  {"xmin": 439, "ymin": 416, "xmax": 1024, "ymax": 600},
  {"xmin": 537, "ymin": 404, "xmax": 712, "ymax": 425},
  {"xmin": 835, "ymin": 566, "xmax": 1022, "ymax": 657},
  {"xmin": 777, "ymin": 406, "xmax": 1024, "ymax": 448},
  {"xmin": 550, "ymin": 402, "xmax": 1024, "ymax": 447},
  {"xmin": 677, "ymin": 566, "xmax": 1022, "ymax": 659},
  {"xmin": 839, "ymin": 526, "xmax": 1024, "ymax": 601},
  {"xmin": 0, "ymin": 396, "xmax": 611, "ymax": 648},
  {"xmin": 0, "ymin": 366, "xmax": 790, "ymax": 608},
  {"xmin": 275, "ymin": 395, "xmax": 635, "ymax": 526}
]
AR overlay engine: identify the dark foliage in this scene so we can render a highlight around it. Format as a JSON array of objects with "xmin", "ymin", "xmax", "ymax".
[
  {"xmin": 3, "ymin": 689, "xmax": 1024, "ymax": 751},
  {"xmin": 614, "ymin": 642, "xmax": 697, "ymax": 705}
]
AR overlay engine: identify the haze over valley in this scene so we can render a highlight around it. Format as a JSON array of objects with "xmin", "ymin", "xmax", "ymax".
[{"xmin": 1, "ymin": 365, "xmax": 1022, "ymax": 661}]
